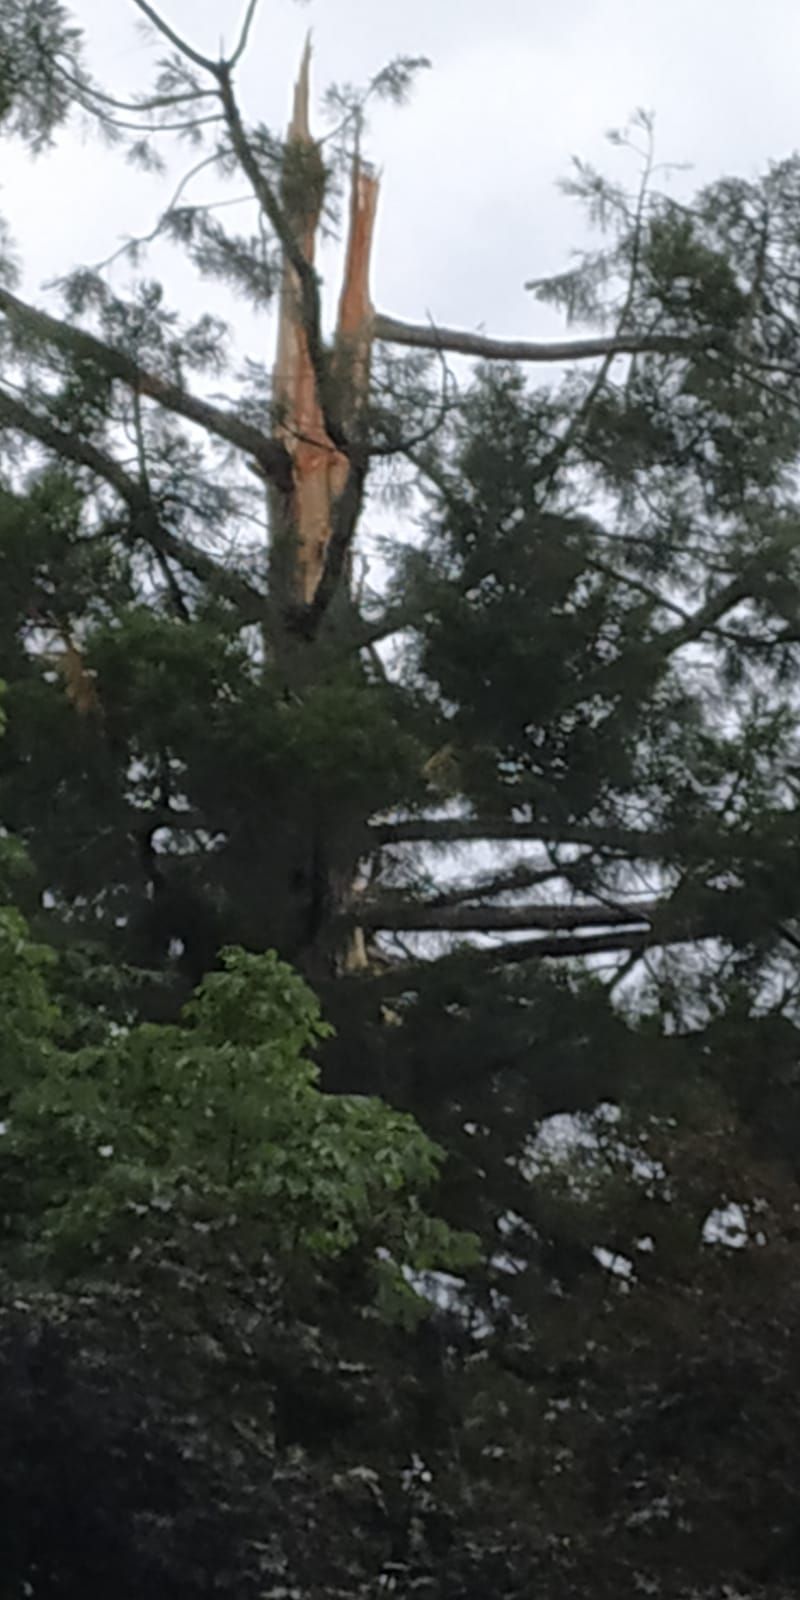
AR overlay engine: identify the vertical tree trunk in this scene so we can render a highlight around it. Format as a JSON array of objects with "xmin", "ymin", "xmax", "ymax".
[{"xmin": 267, "ymin": 43, "xmax": 380, "ymax": 977}]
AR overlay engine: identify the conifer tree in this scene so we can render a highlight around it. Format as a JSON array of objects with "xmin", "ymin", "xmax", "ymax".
[{"xmin": 3, "ymin": 6, "xmax": 800, "ymax": 1597}]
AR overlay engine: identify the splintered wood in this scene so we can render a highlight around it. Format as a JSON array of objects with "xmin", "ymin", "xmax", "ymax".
[{"xmin": 273, "ymin": 39, "xmax": 379, "ymax": 606}]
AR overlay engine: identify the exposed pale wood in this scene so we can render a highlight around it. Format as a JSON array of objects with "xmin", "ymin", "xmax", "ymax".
[
  {"xmin": 272, "ymin": 42, "xmax": 379, "ymax": 606},
  {"xmin": 272, "ymin": 37, "xmax": 332, "ymax": 604},
  {"xmin": 332, "ymin": 157, "xmax": 380, "ymax": 431},
  {"xmin": 57, "ymin": 634, "xmax": 102, "ymax": 718}
]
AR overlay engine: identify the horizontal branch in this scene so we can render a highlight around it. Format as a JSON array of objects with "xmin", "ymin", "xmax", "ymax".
[
  {"xmin": 0, "ymin": 286, "xmax": 292, "ymax": 488},
  {"xmin": 349, "ymin": 916, "xmax": 735, "ymax": 1001},
  {"xmin": 359, "ymin": 897, "xmax": 659, "ymax": 932},
  {"xmin": 418, "ymin": 861, "xmax": 565, "ymax": 908},
  {"xmin": 373, "ymin": 312, "xmax": 695, "ymax": 366},
  {"xmin": 349, "ymin": 928, "xmax": 668, "ymax": 1001},
  {"xmin": 372, "ymin": 816, "xmax": 672, "ymax": 857},
  {"xmin": 482, "ymin": 927, "xmax": 654, "ymax": 964}
]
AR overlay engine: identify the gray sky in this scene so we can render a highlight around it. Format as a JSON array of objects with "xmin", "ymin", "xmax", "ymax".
[{"xmin": 4, "ymin": 0, "xmax": 800, "ymax": 357}]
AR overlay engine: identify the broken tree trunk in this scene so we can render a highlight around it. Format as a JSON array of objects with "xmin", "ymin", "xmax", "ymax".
[
  {"xmin": 268, "ymin": 43, "xmax": 380, "ymax": 977},
  {"xmin": 272, "ymin": 39, "xmax": 379, "ymax": 609}
]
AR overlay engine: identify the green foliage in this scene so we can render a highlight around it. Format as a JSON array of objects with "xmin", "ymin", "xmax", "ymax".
[
  {"xmin": 1, "ymin": 940, "xmax": 476, "ymax": 1312},
  {"xmin": 0, "ymin": 0, "xmax": 84, "ymax": 152},
  {"xmin": 0, "ymin": 903, "xmax": 56, "ymax": 1089}
]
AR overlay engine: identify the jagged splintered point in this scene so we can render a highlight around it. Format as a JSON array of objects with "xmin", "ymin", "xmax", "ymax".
[{"xmin": 273, "ymin": 36, "xmax": 380, "ymax": 606}]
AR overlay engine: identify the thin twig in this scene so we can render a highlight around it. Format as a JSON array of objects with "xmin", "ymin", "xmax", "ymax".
[
  {"xmin": 229, "ymin": 0, "xmax": 262, "ymax": 68},
  {"xmin": 50, "ymin": 52, "xmax": 218, "ymax": 114},
  {"xmin": 130, "ymin": 0, "xmax": 221, "ymax": 75},
  {"xmin": 93, "ymin": 146, "xmax": 233, "ymax": 271}
]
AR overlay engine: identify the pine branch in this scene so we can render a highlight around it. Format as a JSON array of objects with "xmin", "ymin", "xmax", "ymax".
[
  {"xmin": 0, "ymin": 388, "xmax": 268, "ymax": 622},
  {"xmin": 654, "ymin": 574, "xmax": 751, "ymax": 652},
  {"xmin": 373, "ymin": 313, "xmax": 696, "ymax": 366},
  {"xmin": 568, "ymin": 572, "xmax": 756, "ymax": 703},
  {"xmin": 0, "ymin": 285, "xmax": 292, "ymax": 487}
]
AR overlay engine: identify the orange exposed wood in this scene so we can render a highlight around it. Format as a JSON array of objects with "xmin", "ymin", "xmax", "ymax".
[
  {"xmin": 273, "ymin": 41, "xmax": 379, "ymax": 605},
  {"xmin": 59, "ymin": 636, "xmax": 102, "ymax": 718},
  {"xmin": 41, "ymin": 625, "xmax": 102, "ymax": 719},
  {"xmin": 330, "ymin": 154, "xmax": 379, "ymax": 505}
]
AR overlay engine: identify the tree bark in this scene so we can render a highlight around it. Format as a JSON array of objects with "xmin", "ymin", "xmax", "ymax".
[{"xmin": 373, "ymin": 313, "xmax": 695, "ymax": 365}]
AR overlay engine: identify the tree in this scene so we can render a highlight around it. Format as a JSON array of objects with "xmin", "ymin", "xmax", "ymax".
[
  {"xmin": 2, "ymin": 11, "xmax": 799, "ymax": 999},
  {"xmin": 3, "ymin": 6, "xmax": 800, "ymax": 1597},
  {"xmin": 0, "ymin": 889, "xmax": 479, "ymax": 1596}
]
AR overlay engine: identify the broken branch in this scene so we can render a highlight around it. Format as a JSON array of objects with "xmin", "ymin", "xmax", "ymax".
[{"xmin": 373, "ymin": 313, "xmax": 695, "ymax": 365}]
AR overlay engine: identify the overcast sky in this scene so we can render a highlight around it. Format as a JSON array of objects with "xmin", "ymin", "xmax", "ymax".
[{"xmin": 4, "ymin": 0, "xmax": 800, "ymax": 358}]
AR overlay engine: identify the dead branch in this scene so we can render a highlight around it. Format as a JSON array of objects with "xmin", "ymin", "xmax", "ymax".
[{"xmin": 373, "ymin": 313, "xmax": 696, "ymax": 365}]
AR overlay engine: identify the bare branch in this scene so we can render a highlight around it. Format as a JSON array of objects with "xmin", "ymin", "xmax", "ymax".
[
  {"xmin": 229, "ymin": 0, "xmax": 261, "ymax": 68},
  {"xmin": 358, "ymin": 897, "xmax": 659, "ymax": 932},
  {"xmin": 475, "ymin": 927, "xmax": 655, "ymax": 964},
  {"xmin": 373, "ymin": 313, "xmax": 695, "ymax": 366},
  {"xmin": 93, "ymin": 147, "xmax": 233, "ymax": 271},
  {"xmin": 572, "ymin": 570, "xmax": 756, "ymax": 704},
  {"xmin": 51, "ymin": 53, "xmax": 218, "ymax": 114},
  {"xmin": 0, "ymin": 286, "xmax": 292, "ymax": 487},
  {"xmin": 353, "ymin": 603, "xmax": 427, "ymax": 649},
  {"xmin": 534, "ymin": 127, "xmax": 657, "ymax": 484},
  {"xmin": 296, "ymin": 455, "xmax": 369, "ymax": 637},
  {"xmin": 130, "ymin": 0, "xmax": 220, "ymax": 75},
  {"xmin": 96, "ymin": 110, "xmax": 223, "ymax": 135},
  {"xmin": 585, "ymin": 553, "xmax": 691, "ymax": 621}
]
